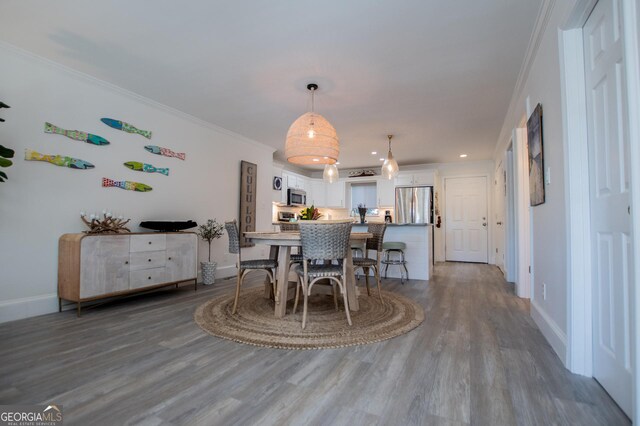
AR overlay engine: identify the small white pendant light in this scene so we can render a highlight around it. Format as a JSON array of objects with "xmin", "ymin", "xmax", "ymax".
[
  {"xmin": 323, "ymin": 163, "xmax": 339, "ymax": 183},
  {"xmin": 285, "ymin": 84, "xmax": 339, "ymax": 165},
  {"xmin": 381, "ymin": 134, "xmax": 399, "ymax": 179}
]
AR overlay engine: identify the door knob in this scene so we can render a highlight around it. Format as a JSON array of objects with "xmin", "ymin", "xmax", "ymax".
[
  {"xmin": 497, "ymin": 221, "xmax": 502, "ymax": 225},
  {"xmin": 482, "ymin": 223, "xmax": 487, "ymax": 227}
]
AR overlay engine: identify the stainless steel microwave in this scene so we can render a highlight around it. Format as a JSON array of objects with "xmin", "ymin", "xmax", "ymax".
[{"xmin": 287, "ymin": 188, "xmax": 306, "ymax": 206}]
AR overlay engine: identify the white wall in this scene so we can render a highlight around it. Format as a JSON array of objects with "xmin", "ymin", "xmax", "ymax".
[
  {"xmin": 0, "ymin": 43, "xmax": 274, "ymax": 323},
  {"xmin": 493, "ymin": 0, "xmax": 579, "ymax": 363}
]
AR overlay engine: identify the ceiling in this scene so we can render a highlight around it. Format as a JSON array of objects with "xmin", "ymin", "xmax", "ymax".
[{"xmin": 0, "ymin": 0, "xmax": 541, "ymax": 170}]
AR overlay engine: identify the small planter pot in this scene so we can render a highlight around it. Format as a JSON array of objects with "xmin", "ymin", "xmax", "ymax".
[{"xmin": 201, "ymin": 261, "xmax": 217, "ymax": 285}]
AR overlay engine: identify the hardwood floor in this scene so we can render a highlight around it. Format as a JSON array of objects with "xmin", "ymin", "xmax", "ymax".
[{"xmin": 0, "ymin": 263, "xmax": 630, "ymax": 425}]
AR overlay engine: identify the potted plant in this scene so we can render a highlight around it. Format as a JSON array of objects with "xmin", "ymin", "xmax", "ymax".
[
  {"xmin": 0, "ymin": 144, "xmax": 15, "ymax": 183},
  {"xmin": 299, "ymin": 205, "xmax": 322, "ymax": 220},
  {"xmin": 196, "ymin": 219, "xmax": 224, "ymax": 285}
]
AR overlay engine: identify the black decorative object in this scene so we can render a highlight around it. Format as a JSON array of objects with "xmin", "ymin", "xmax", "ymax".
[
  {"xmin": 139, "ymin": 220, "xmax": 198, "ymax": 232},
  {"xmin": 273, "ymin": 176, "xmax": 282, "ymax": 190},
  {"xmin": 0, "ymin": 101, "xmax": 9, "ymax": 123}
]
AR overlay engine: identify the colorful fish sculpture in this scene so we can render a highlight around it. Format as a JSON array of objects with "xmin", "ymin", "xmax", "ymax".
[
  {"xmin": 44, "ymin": 122, "xmax": 110, "ymax": 146},
  {"xmin": 144, "ymin": 145, "xmax": 185, "ymax": 160},
  {"xmin": 25, "ymin": 149, "xmax": 94, "ymax": 169},
  {"xmin": 124, "ymin": 161, "xmax": 169, "ymax": 176},
  {"xmin": 102, "ymin": 177, "xmax": 152, "ymax": 192},
  {"xmin": 101, "ymin": 118, "xmax": 152, "ymax": 139}
]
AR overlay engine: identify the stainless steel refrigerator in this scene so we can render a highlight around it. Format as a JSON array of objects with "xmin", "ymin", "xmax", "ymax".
[{"xmin": 395, "ymin": 186, "xmax": 433, "ymax": 224}]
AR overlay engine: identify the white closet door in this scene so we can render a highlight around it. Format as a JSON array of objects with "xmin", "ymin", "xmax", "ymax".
[{"xmin": 584, "ymin": 0, "xmax": 632, "ymax": 416}]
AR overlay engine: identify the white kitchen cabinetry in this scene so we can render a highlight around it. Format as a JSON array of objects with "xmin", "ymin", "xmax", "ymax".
[
  {"xmin": 396, "ymin": 171, "xmax": 436, "ymax": 186},
  {"xmin": 58, "ymin": 232, "xmax": 198, "ymax": 315},
  {"xmin": 326, "ymin": 180, "xmax": 346, "ymax": 207},
  {"xmin": 309, "ymin": 180, "xmax": 326, "ymax": 207},
  {"xmin": 283, "ymin": 171, "xmax": 307, "ymax": 191},
  {"xmin": 377, "ymin": 177, "xmax": 396, "ymax": 207}
]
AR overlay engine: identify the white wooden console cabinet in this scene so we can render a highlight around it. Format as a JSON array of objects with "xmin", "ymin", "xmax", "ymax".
[{"xmin": 58, "ymin": 232, "xmax": 198, "ymax": 316}]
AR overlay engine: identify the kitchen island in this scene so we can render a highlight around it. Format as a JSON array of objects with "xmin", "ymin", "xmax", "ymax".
[{"xmin": 352, "ymin": 223, "xmax": 433, "ymax": 281}]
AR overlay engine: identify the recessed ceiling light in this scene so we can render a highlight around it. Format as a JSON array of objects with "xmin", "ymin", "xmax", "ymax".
[
  {"xmin": 371, "ymin": 151, "xmax": 377, "ymax": 155},
  {"xmin": 336, "ymin": 162, "xmax": 340, "ymax": 165},
  {"xmin": 323, "ymin": 156, "xmax": 328, "ymax": 159},
  {"xmin": 312, "ymin": 158, "xmax": 319, "ymax": 162},
  {"xmin": 459, "ymin": 154, "xmax": 468, "ymax": 158},
  {"xmin": 379, "ymin": 158, "xmax": 384, "ymax": 161}
]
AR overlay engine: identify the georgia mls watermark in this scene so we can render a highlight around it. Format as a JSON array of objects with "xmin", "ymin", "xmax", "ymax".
[{"xmin": 0, "ymin": 405, "xmax": 63, "ymax": 426}]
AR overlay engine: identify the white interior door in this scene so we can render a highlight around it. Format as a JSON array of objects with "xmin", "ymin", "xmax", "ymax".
[
  {"xmin": 445, "ymin": 176, "xmax": 488, "ymax": 263},
  {"xmin": 494, "ymin": 161, "xmax": 506, "ymax": 274},
  {"xmin": 584, "ymin": 0, "xmax": 632, "ymax": 416}
]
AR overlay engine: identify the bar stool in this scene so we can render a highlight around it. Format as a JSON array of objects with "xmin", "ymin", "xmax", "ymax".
[{"xmin": 382, "ymin": 242, "xmax": 409, "ymax": 283}]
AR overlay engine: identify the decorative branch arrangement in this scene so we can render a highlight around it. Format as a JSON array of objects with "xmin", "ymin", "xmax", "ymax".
[{"xmin": 80, "ymin": 211, "xmax": 131, "ymax": 234}]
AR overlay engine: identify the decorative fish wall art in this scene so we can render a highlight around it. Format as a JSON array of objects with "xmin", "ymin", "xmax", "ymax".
[
  {"xmin": 144, "ymin": 145, "xmax": 185, "ymax": 160},
  {"xmin": 101, "ymin": 118, "xmax": 152, "ymax": 139},
  {"xmin": 44, "ymin": 122, "xmax": 110, "ymax": 146},
  {"xmin": 102, "ymin": 177, "xmax": 152, "ymax": 192},
  {"xmin": 124, "ymin": 161, "xmax": 169, "ymax": 176},
  {"xmin": 25, "ymin": 149, "xmax": 94, "ymax": 169}
]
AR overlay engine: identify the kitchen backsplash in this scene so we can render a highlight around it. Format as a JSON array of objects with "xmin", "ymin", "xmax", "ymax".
[{"xmin": 272, "ymin": 203, "xmax": 391, "ymax": 223}]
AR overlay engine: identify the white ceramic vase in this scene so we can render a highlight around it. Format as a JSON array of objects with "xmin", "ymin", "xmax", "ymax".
[{"xmin": 201, "ymin": 261, "xmax": 217, "ymax": 285}]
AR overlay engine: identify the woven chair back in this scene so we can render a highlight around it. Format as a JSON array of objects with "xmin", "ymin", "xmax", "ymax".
[
  {"xmin": 366, "ymin": 223, "xmax": 387, "ymax": 252},
  {"xmin": 224, "ymin": 220, "xmax": 240, "ymax": 254},
  {"xmin": 279, "ymin": 222, "xmax": 300, "ymax": 232},
  {"xmin": 298, "ymin": 221, "xmax": 352, "ymax": 261}
]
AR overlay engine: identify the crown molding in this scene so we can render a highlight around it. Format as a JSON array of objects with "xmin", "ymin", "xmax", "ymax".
[
  {"xmin": 0, "ymin": 41, "xmax": 275, "ymax": 154},
  {"xmin": 493, "ymin": 0, "xmax": 557, "ymax": 159}
]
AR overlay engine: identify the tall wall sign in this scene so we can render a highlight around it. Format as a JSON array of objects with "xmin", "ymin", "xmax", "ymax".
[{"xmin": 239, "ymin": 161, "xmax": 257, "ymax": 247}]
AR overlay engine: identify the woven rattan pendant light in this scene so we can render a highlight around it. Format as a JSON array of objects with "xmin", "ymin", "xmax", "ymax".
[
  {"xmin": 285, "ymin": 84, "xmax": 339, "ymax": 165},
  {"xmin": 381, "ymin": 135, "xmax": 400, "ymax": 179}
]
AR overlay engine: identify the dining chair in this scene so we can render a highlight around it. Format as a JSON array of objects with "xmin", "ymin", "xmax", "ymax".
[
  {"xmin": 352, "ymin": 223, "xmax": 387, "ymax": 303},
  {"xmin": 225, "ymin": 220, "xmax": 278, "ymax": 314},
  {"xmin": 292, "ymin": 220, "xmax": 353, "ymax": 329},
  {"xmin": 278, "ymin": 222, "xmax": 303, "ymax": 264}
]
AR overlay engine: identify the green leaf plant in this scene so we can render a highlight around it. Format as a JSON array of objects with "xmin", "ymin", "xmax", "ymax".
[{"xmin": 0, "ymin": 144, "xmax": 14, "ymax": 182}]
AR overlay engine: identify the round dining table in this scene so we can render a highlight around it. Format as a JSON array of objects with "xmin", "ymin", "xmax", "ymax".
[{"xmin": 244, "ymin": 231, "xmax": 372, "ymax": 318}]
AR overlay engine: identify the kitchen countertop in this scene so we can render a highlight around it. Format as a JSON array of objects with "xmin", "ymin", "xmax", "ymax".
[
  {"xmin": 273, "ymin": 221, "xmax": 433, "ymax": 227},
  {"xmin": 353, "ymin": 222, "xmax": 433, "ymax": 226}
]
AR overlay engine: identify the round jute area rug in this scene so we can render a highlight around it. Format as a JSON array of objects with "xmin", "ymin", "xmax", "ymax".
[{"xmin": 194, "ymin": 288, "xmax": 424, "ymax": 350}]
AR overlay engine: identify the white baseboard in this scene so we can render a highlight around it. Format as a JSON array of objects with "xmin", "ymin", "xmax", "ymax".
[
  {"xmin": 0, "ymin": 294, "xmax": 59, "ymax": 324},
  {"xmin": 1, "ymin": 265, "xmax": 240, "ymax": 324},
  {"xmin": 531, "ymin": 299, "xmax": 568, "ymax": 366},
  {"xmin": 208, "ymin": 265, "xmax": 238, "ymax": 282}
]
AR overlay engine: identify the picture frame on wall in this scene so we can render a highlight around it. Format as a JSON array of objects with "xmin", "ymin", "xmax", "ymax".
[
  {"xmin": 527, "ymin": 103, "xmax": 545, "ymax": 206},
  {"xmin": 273, "ymin": 176, "xmax": 282, "ymax": 190}
]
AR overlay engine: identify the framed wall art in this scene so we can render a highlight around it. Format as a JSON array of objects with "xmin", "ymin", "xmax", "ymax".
[
  {"xmin": 273, "ymin": 176, "xmax": 282, "ymax": 190},
  {"xmin": 527, "ymin": 103, "xmax": 545, "ymax": 206}
]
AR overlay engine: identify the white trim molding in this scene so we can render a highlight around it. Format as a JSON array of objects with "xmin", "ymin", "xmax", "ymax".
[
  {"xmin": 0, "ymin": 294, "xmax": 59, "ymax": 324},
  {"xmin": 531, "ymin": 299, "xmax": 568, "ymax": 362},
  {"xmin": 513, "ymin": 127, "xmax": 531, "ymax": 299},
  {"xmin": 620, "ymin": 0, "xmax": 640, "ymax": 421},
  {"xmin": 493, "ymin": 0, "xmax": 557, "ymax": 158},
  {"xmin": 559, "ymin": 26, "xmax": 593, "ymax": 376}
]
